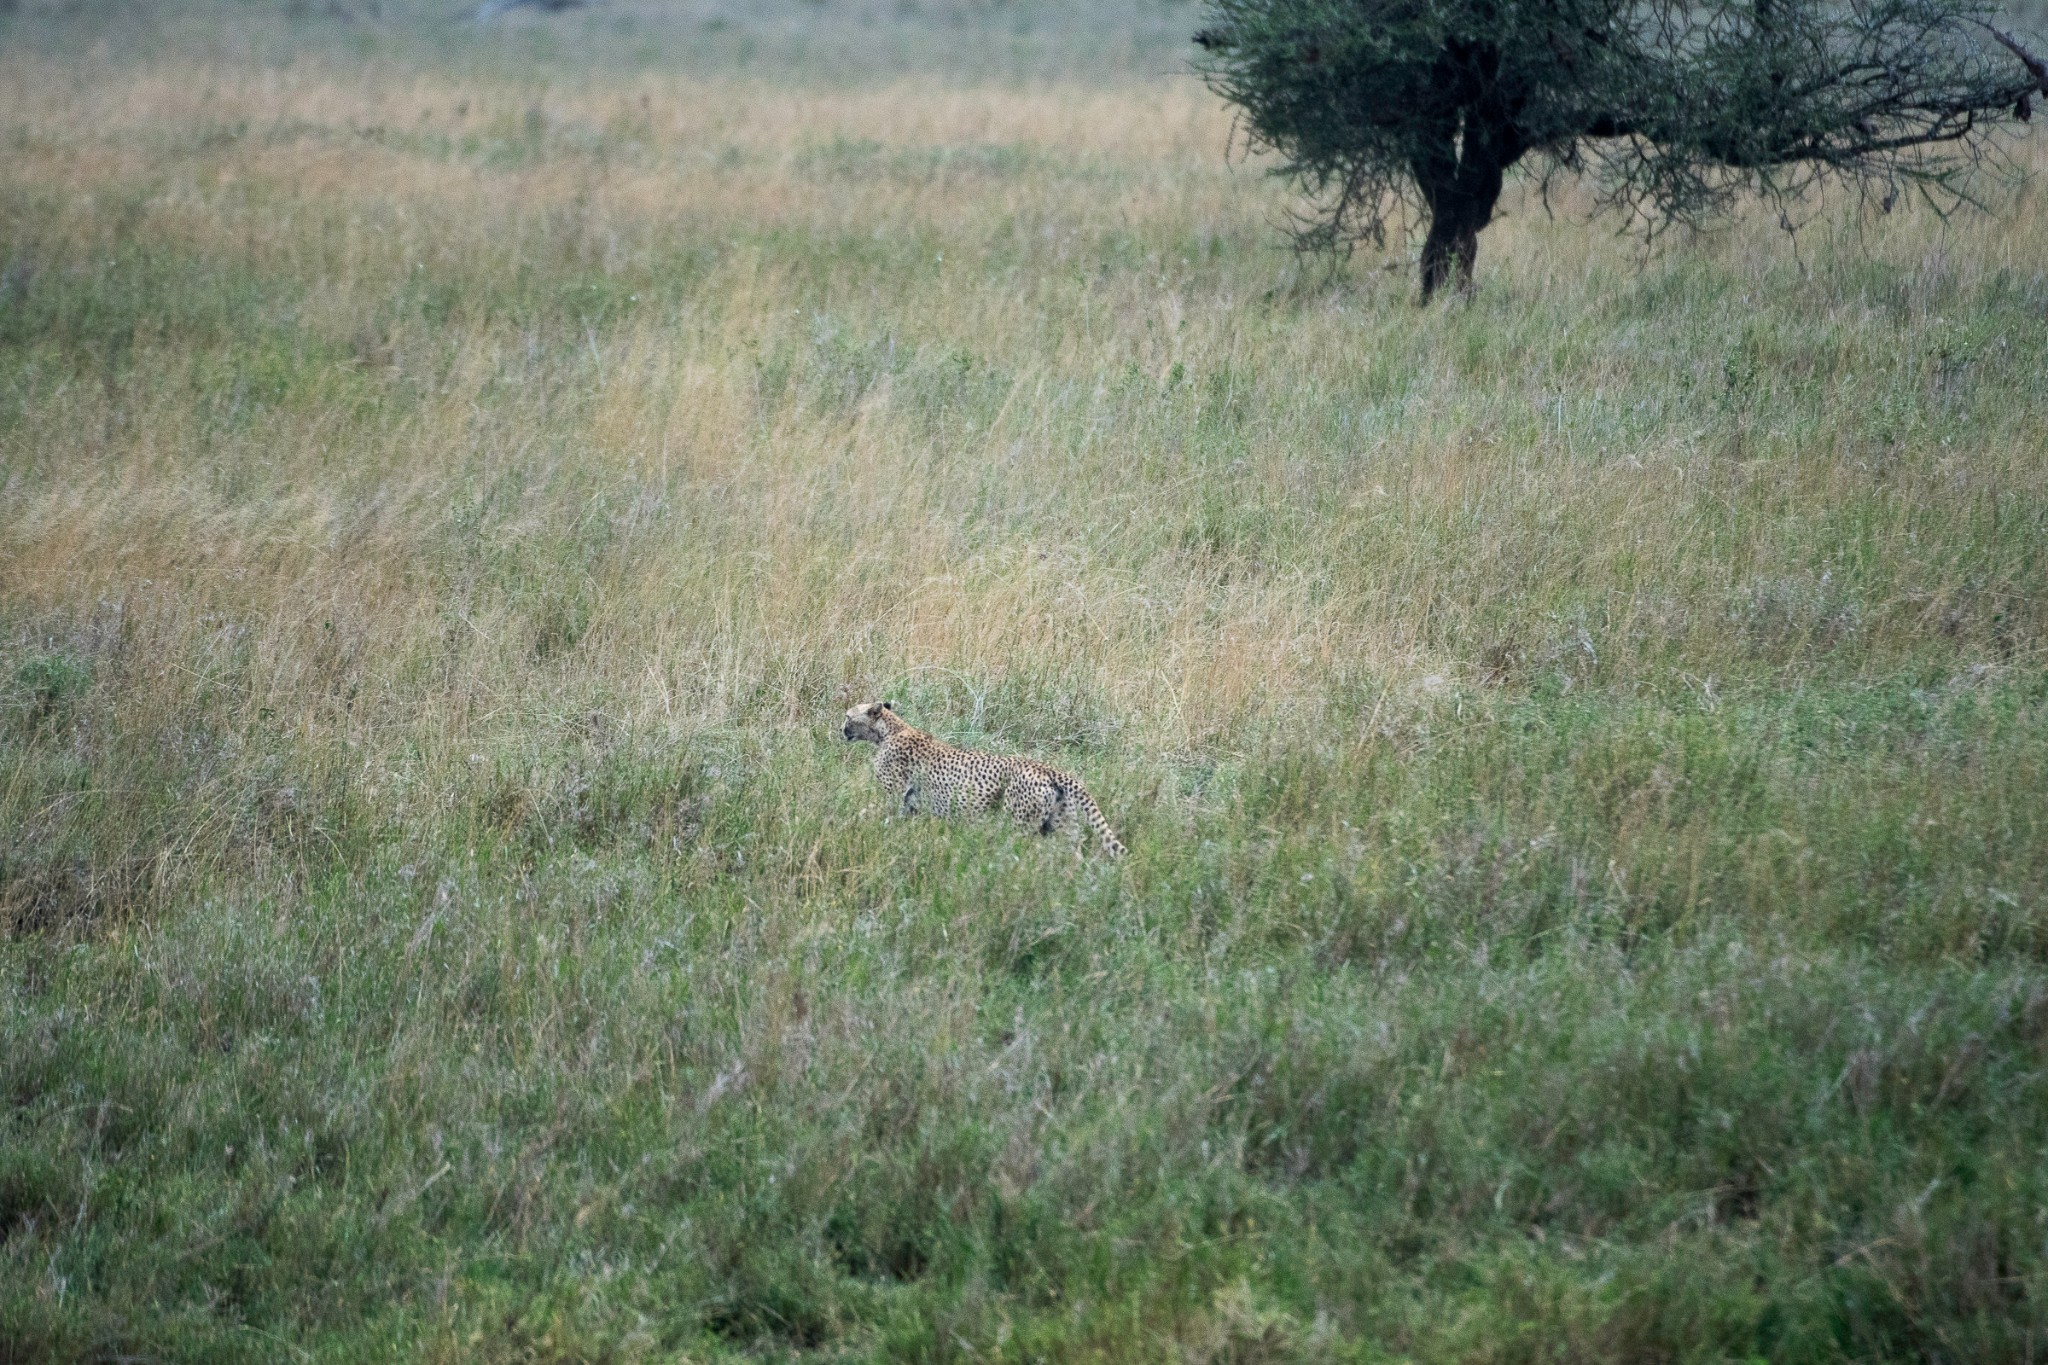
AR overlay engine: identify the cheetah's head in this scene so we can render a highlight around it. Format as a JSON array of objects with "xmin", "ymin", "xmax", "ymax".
[{"xmin": 841, "ymin": 700, "xmax": 898, "ymax": 743}]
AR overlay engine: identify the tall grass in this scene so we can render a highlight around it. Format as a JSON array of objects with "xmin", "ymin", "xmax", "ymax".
[{"xmin": 3, "ymin": 2, "xmax": 2046, "ymax": 1359}]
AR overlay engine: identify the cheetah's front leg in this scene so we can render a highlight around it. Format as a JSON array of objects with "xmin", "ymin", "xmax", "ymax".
[{"xmin": 875, "ymin": 747, "xmax": 919, "ymax": 819}]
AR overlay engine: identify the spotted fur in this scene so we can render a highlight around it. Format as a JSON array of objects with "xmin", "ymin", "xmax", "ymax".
[{"xmin": 840, "ymin": 701, "xmax": 1126, "ymax": 858}]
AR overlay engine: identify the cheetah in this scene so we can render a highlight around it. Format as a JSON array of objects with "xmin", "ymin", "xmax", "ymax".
[{"xmin": 840, "ymin": 701, "xmax": 1126, "ymax": 858}]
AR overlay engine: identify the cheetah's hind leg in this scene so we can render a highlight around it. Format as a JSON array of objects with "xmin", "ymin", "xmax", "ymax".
[
  {"xmin": 1002, "ymin": 776, "xmax": 1059, "ymax": 838},
  {"xmin": 1053, "ymin": 784, "xmax": 1089, "ymax": 858}
]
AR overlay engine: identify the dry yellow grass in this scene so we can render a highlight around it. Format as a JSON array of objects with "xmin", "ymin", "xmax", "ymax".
[{"xmin": 5, "ymin": 54, "xmax": 2041, "ymax": 775}]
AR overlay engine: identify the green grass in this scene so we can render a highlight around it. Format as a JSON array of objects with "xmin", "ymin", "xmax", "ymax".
[{"xmin": 2, "ymin": 0, "xmax": 2047, "ymax": 1359}]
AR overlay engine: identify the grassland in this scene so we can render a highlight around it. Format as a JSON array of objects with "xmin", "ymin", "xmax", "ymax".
[{"xmin": 2, "ymin": 1, "xmax": 2047, "ymax": 1359}]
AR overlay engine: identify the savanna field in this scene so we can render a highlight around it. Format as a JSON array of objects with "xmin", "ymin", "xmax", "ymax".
[{"xmin": 3, "ymin": 0, "xmax": 2047, "ymax": 1358}]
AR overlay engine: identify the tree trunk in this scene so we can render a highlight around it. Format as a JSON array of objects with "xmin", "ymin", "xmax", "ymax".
[
  {"xmin": 1418, "ymin": 211, "xmax": 1483, "ymax": 300},
  {"xmin": 1413, "ymin": 110, "xmax": 1516, "ymax": 302}
]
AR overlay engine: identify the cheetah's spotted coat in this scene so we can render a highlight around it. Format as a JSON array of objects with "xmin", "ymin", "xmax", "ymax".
[{"xmin": 840, "ymin": 701, "xmax": 1126, "ymax": 858}]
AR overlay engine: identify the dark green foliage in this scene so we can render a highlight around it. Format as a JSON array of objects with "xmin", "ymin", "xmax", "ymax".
[{"xmin": 1197, "ymin": 0, "xmax": 2044, "ymax": 296}]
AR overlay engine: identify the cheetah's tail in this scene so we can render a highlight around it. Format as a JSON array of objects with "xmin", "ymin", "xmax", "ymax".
[{"xmin": 1060, "ymin": 782, "xmax": 1126, "ymax": 859}]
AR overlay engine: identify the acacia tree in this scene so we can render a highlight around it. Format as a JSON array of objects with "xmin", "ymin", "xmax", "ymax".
[{"xmin": 1195, "ymin": 0, "xmax": 2048, "ymax": 298}]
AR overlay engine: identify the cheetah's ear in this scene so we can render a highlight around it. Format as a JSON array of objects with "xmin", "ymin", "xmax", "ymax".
[{"xmin": 882, "ymin": 700, "xmax": 895, "ymax": 712}]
